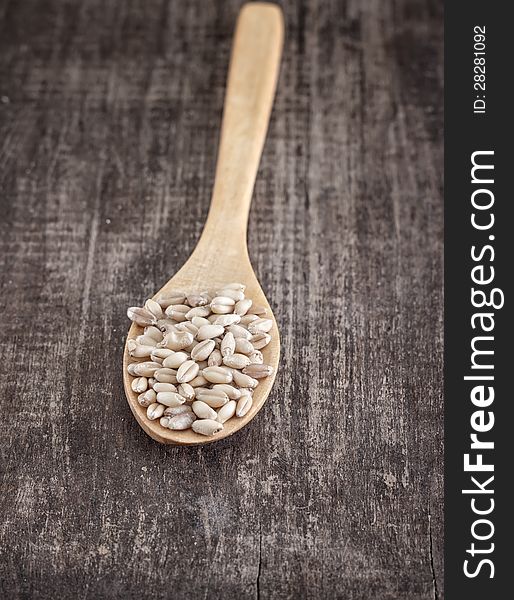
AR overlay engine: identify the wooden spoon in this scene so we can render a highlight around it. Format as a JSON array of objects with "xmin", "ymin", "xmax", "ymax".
[{"xmin": 123, "ymin": 3, "xmax": 284, "ymax": 445}]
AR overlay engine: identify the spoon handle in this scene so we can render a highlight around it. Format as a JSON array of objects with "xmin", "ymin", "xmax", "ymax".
[{"xmin": 199, "ymin": 3, "xmax": 283, "ymax": 254}]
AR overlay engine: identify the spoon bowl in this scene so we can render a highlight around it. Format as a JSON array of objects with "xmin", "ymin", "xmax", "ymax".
[{"xmin": 123, "ymin": 3, "xmax": 284, "ymax": 445}]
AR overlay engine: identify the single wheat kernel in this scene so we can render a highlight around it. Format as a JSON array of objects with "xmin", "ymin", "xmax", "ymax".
[
  {"xmin": 156, "ymin": 292, "xmax": 186, "ymax": 308},
  {"xmin": 234, "ymin": 298, "xmax": 252, "ymax": 316},
  {"xmin": 144, "ymin": 298, "xmax": 163, "ymax": 319},
  {"xmin": 227, "ymin": 324, "xmax": 253, "ymax": 340},
  {"xmin": 153, "ymin": 382, "xmax": 177, "ymax": 393},
  {"xmin": 150, "ymin": 348, "xmax": 173, "ymax": 362},
  {"xmin": 248, "ymin": 318, "xmax": 273, "ymax": 334},
  {"xmin": 250, "ymin": 332, "xmax": 271, "ymax": 349},
  {"xmin": 127, "ymin": 307, "xmax": 157, "ymax": 327},
  {"xmin": 191, "ymin": 316, "xmax": 211, "ymax": 328},
  {"xmin": 192, "ymin": 419, "xmax": 224, "ymax": 436},
  {"xmin": 216, "ymin": 288, "xmax": 245, "ymax": 302},
  {"xmin": 189, "ymin": 374, "xmax": 209, "ymax": 388},
  {"xmin": 186, "ymin": 306, "xmax": 211, "ymax": 320},
  {"xmin": 176, "ymin": 360, "xmax": 200, "ymax": 384},
  {"xmin": 234, "ymin": 337, "xmax": 254, "ymax": 355},
  {"xmin": 208, "ymin": 349, "xmax": 223, "ymax": 367},
  {"xmin": 135, "ymin": 334, "xmax": 158, "ymax": 347},
  {"xmin": 213, "ymin": 314, "xmax": 241, "ymax": 327},
  {"xmin": 232, "ymin": 370, "xmax": 259, "ymax": 388},
  {"xmin": 197, "ymin": 324, "xmax": 224, "ymax": 341},
  {"xmin": 129, "ymin": 344, "xmax": 155, "ymax": 358},
  {"xmin": 138, "ymin": 390, "xmax": 156, "ymax": 408},
  {"xmin": 167, "ymin": 412, "xmax": 197, "ymax": 430},
  {"xmin": 186, "ymin": 293, "xmax": 210, "ymax": 307},
  {"xmin": 144, "ymin": 325, "xmax": 164, "ymax": 342},
  {"xmin": 178, "ymin": 383, "xmax": 195, "ymax": 402},
  {"xmin": 242, "ymin": 364, "xmax": 273, "ymax": 379},
  {"xmin": 131, "ymin": 377, "xmax": 148, "ymax": 393},
  {"xmin": 222, "ymin": 283, "xmax": 246, "ymax": 292},
  {"xmin": 132, "ymin": 361, "xmax": 162, "ymax": 377},
  {"xmin": 212, "ymin": 383, "xmax": 242, "ymax": 400},
  {"xmin": 217, "ymin": 400, "xmax": 237, "ymax": 423},
  {"xmin": 191, "ymin": 339, "xmax": 215, "ymax": 362},
  {"xmin": 220, "ymin": 332, "xmax": 236, "ymax": 357},
  {"xmin": 147, "ymin": 403, "xmax": 165, "ymax": 420},
  {"xmin": 223, "ymin": 353, "xmax": 251, "ymax": 369},
  {"xmin": 195, "ymin": 388, "xmax": 229, "ymax": 408},
  {"xmin": 156, "ymin": 392, "xmax": 185, "ymax": 407},
  {"xmin": 192, "ymin": 401, "xmax": 218, "ymax": 420},
  {"xmin": 161, "ymin": 330, "xmax": 194, "ymax": 351},
  {"xmin": 162, "ymin": 352, "xmax": 189, "ymax": 369},
  {"xmin": 239, "ymin": 314, "xmax": 259, "ymax": 326},
  {"xmin": 164, "ymin": 405, "xmax": 193, "ymax": 417},
  {"xmin": 236, "ymin": 394, "xmax": 253, "ymax": 417},
  {"xmin": 154, "ymin": 368, "xmax": 178, "ymax": 384},
  {"xmin": 175, "ymin": 321, "xmax": 198, "ymax": 336},
  {"xmin": 202, "ymin": 366, "xmax": 233, "ymax": 384}
]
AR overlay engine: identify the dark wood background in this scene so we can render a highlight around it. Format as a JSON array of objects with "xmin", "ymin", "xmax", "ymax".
[{"xmin": 0, "ymin": 0, "xmax": 443, "ymax": 598}]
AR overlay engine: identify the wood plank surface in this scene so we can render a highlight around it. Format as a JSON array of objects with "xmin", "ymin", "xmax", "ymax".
[{"xmin": 0, "ymin": 0, "xmax": 443, "ymax": 598}]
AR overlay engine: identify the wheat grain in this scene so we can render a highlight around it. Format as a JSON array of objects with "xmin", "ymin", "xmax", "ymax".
[
  {"xmin": 236, "ymin": 394, "xmax": 253, "ymax": 417},
  {"xmin": 202, "ymin": 366, "xmax": 233, "ymax": 384},
  {"xmin": 216, "ymin": 401, "xmax": 237, "ymax": 423},
  {"xmin": 190, "ymin": 339, "xmax": 215, "ymax": 362},
  {"xmin": 192, "ymin": 419, "xmax": 224, "ymax": 436},
  {"xmin": 147, "ymin": 403, "xmax": 165, "ymax": 420},
  {"xmin": 192, "ymin": 401, "xmax": 218, "ymax": 420},
  {"xmin": 176, "ymin": 360, "xmax": 200, "ymax": 384},
  {"xmin": 126, "ymin": 283, "xmax": 276, "ymax": 438}
]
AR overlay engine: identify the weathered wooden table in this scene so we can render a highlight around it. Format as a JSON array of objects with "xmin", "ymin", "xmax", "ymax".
[{"xmin": 0, "ymin": 1, "xmax": 443, "ymax": 598}]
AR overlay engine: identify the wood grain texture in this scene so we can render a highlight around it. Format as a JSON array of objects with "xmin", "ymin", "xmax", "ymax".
[{"xmin": 0, "ymin": 0, "xmax": 443, "ymax": 598}]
